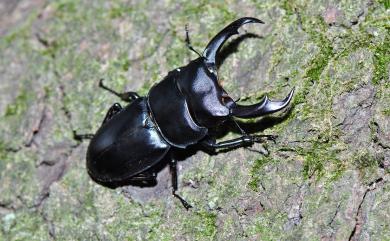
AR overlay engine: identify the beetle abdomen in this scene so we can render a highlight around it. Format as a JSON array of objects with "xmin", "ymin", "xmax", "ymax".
[{"xmin": 87, "ymin": 98, "xmax": 170, "ymax": 184}]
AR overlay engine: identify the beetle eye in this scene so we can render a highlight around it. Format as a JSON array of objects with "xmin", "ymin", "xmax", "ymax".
[
  {"xmin": 221, "ymin": 95, "xmax": 234, "ymax": 107},
  {"xmin": 207, "ymin": 66, "xmax": 217, "ymax": 76}
]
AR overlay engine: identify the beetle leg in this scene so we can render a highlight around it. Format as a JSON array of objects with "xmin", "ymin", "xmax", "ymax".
[
  {"xmin": 73, "ymin": 130, "xmax": 94, "ymax": 141},
  {"xmin": 170, "ymin": 154, "xmax": 192, "ymax": 210},
  {"xmin": 73, "ymin": 103, "xmax": 123, "ymax": 141},
  {"xmin": 231, "ymin": 88, "xmax": 295, "ymax": 118},
  {"xmin": 201, "ymin": 134, "xmax": 276, "ymax": 150},
  {"xmin": 102, "ymin": 103, "xmax": 123, "ymax": 125},
  {"xmin": 127, "ymin": 171, "xmax": 157, "ymax": 186},
  {"xmin": 99, "ymin": 79, "xmax": 140, "ymax": 102}
]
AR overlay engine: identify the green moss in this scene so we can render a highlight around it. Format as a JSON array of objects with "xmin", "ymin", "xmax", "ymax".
[
  {"xmin": 1, "ymin": 9, "xmax": 39, "ymax": 47},
  {"xmin": 248, "ymin": 210, "xmax": 288, "ymax": 240},
  {"xmin": 378, "ymin": 0, "xmax": 390, "ymax": 9},
  {"xmin": 353, "ymin": 150, "xmax": 380, "ymax": 169},
  {"xmin": 352, "ymin": 150, "xmax": 383, "ymax": 182},
  {"xmin": 108, "ymin": 5, "xmax": 133, "ymax": 19},
  {"xmin": 0, "ymin": 141, "xmax": 8, "ymax": 179},
  {"xmin": 1, "ymin": 211, "xmax": 49, "ymax": 240},
  {"xmin": 39, "ymin": 39, "xmax": 65, "ymax": 58},
  {"xmin": 280, "ymin": 0, "xmax": 295, "ymax": 16},
  {"xmin": 186, "ymin": 211, "xmax": 217, "ymax": 240},
  {"xmin": 372, "ymin": 37, "xmax": 390, "ymax": 85},
  {"xmin": 4, "ymin": 89, "xmax": 29, "ymax": 117},
  {"xmin": 113, "ymin": 52, "xmax": 131, "ymax": 71},
  {"xmin": 289, "ymin": 22, "xmax": 333, "ymax": 108},
  {"xmin": 305, "ymin": 32, "xmax": 333, "ymax": 84},
  {"xmin": 0, "ymin": 141, "xmax": 6, "ymax": 158},
  {"xmin": 293, "ymin": 131, "xmax": 344, "ymax": 181},
  {"xmin": 55, "ymin": 0, "xmax": 78, "ymax": 14},
  {"xmin": 248, "ymin": 157, "xmax": 276, "ymax": 191}
]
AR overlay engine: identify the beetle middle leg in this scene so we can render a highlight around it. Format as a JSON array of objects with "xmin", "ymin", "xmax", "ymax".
[
  {"xmin": 99, "ymin": 79, "xmax": 140, "ymax": 102},
  {"xmin": 170, "ymin": 152, "xmax": 192, "ymax": 209}
]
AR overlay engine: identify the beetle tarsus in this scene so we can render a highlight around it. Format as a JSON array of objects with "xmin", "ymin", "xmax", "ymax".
[
  {"xmin": 99, "ymin": 79, "xmax": 140, "ymax": 102},
  {"xmin": 170, "ymin": 153, "xmax": 193, "ymax": 209},
  {"xmin": 173, "ymin": 191, "xmax": 193, "ymax": 210},
  {"xmin": 252, "ymin": 134, "xmax": 278, "ymax": 143}
]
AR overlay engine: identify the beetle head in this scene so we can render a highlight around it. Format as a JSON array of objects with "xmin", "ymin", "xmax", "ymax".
[{"xmin": 177, "ymin": 17, "xmax": 294, "ymax": 128}]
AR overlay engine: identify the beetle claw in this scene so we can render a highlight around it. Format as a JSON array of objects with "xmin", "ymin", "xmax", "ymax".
[
  {"xmin": 173, "ymin": 191, "xmax": 193, "ymax": 210},
  {"xmin": 252, "ymin": 134, "xmax": 278, "ymax": 143}
]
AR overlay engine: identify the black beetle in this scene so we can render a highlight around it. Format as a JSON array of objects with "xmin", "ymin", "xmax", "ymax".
[{"xmin": 75, "ymin": 17, "xmax": 294, "ymax": 209}]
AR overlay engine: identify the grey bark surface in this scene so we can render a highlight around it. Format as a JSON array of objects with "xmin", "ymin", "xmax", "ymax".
[{"xmin": 0, "ymin": 0, "xmax": 389, "ymax": 240}]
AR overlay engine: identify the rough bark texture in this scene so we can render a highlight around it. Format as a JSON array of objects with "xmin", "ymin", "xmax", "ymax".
[{"xmin": 0, "ymin": 0, "xmax": 389, "ymax": 240}]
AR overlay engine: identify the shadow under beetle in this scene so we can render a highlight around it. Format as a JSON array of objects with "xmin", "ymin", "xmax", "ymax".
[{"xmin": 76, "ymin": 17, "xmax": 294, "ymax": 209}]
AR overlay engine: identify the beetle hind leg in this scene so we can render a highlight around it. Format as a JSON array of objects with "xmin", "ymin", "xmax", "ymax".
[
  {"xmin": 126, "ymin": 171, "xmax": 157, "ymax": 186},
  {"xmin": 170, "ymin": 153, "xmax": 192, "ymax": 210},
  {"xmin": 99, "ymin": 79, "xmax": 140, "ymax": 102},
  {"xmin": 73, "ymin": 102, "xmax": 123, "ymax": 141}
]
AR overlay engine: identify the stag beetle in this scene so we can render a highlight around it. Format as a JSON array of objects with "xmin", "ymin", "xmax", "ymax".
[{"xmin": 75, "ymin": 17, "xmax": 294, "ymax": 209}]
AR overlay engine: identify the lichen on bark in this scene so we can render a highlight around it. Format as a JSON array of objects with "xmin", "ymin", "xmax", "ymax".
[{"xmin": 0, "ymin": 0, "xmax": 389, "ymax": 240}]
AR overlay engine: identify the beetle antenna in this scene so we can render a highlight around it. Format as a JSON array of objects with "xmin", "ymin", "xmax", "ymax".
[{"xmin": 185, "ymin": 24, "xmax": 203, "ymax": 58}]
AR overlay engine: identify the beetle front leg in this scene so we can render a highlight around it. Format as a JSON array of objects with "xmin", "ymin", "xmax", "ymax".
[
  {"xmin": 201, "ymin": 134, "xmax": 276, "ymax": 150},
  {"xmin": 170, "ymin": 153, "xmax": 192, "ymax": 210},
  {"xmin": 99, "ymin": 79, "xmax": 140, "ymax": 102}
]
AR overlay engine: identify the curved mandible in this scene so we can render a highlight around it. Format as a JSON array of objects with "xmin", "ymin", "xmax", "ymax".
[
  {"xmin": 203, "ymin": 17, "xmax": 264, "ymax": 65},
  {"xmin": 231, "ymin": 88, "xmax": 295, "ymax": 118}
]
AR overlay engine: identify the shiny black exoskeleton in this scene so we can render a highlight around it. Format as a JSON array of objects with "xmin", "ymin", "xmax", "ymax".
[{"xmin": 77, "ymin": 17, "xmax": 294, "ymax": 209}]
